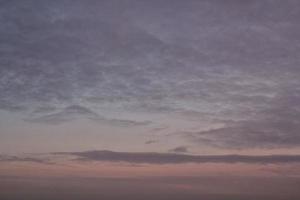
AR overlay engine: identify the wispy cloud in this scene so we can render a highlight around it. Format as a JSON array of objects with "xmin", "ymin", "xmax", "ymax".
[
  {"xmin": 24, "ymin": 105, "xmax": 151, "ymax": 126},
  {"xmin": 24, "ymin": 105, "xmax": 99, "ymax": 125}
]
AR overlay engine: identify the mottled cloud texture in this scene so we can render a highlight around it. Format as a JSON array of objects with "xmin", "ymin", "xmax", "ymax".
[
  {"xmin": 0, "ymin": 0, "xmax": 300, "ymax": 151},
  {"xmin": 1, "ymin": 1, "xmax": 300, "ymax": 200}
]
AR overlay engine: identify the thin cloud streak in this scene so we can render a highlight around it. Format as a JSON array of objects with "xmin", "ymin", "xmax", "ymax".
[
  {"xmin": 55, "ymin": 150, "xmax": 300, "ymax": 164},
  {"xmin": 24, "ymin": 105, "xmax": 151, "ymax": 126},
  {"xmin": 168, "ymin": 146, "xmax": 189, "ymax": 153},
  {"xmin": 0, "ymin": 155, "xmax": 48, "ymax": 164}
]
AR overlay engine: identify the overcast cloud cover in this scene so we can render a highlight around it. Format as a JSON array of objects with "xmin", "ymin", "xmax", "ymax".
[
  {"xmin": 1, "ymin": 0, "xmax": 300, "ymax": 152},
  {"xmin": 1, "ymin": 1, "xmax": 300, "ymax": 199}
]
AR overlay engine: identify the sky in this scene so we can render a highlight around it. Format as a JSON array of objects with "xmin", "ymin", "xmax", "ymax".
[{"xmin": 0, "ymin": 0, "xmax": 300, "ymax": 199}]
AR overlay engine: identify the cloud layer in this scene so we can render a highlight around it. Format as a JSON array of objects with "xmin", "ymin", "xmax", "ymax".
[
  {"xmin": 55, "ymin": 150, "xmax": 300, "ymax": 164},
  {"xmin": 0, "ymin": 0, "xmax": 299, "ymax": 150}
]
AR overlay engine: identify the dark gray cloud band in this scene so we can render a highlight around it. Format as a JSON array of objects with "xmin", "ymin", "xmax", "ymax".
[
  {"xmin": 2, "ymin": 150, "xmax": 300, "ymax": 165},
  {"xmin": 56, "ymin": 150, "xmax": 300, "ymax": 164},
  {"xmin": 0, "ymin": 155, "xmax": 47, "ymax": 164}
]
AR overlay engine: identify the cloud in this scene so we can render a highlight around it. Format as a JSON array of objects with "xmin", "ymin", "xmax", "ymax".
[
  {"xmin": 2, "ymin": 149, "xmax": 300, "ymax": 165},
  {"xmin": 24, "ymin": 105, "xmax": 99, "ymax": 125},
  {"xmin": 168, "ymin": 146, "xmax": 189, "ymax": 153},
  {"xmin": 0, "ymin": 0, "xmax": 299, "ymax": 150},
  {"xmin": 0, "ymin": 100, "xmax": 26, "ymax": 112},
  {"xmin": 25, "ymin": 104, "xmax": 151, "ymax": 126},
  {"xmin": 145, "ymin": 140, "xmax": 158, "ymax": 144},
  {"xmin": 181, "ymin": 89, "xmax": 300, "ymax": 149},
  {"xmin": 0, "ymin": 155, "xmax": 47, "ymax": 164},
  {"xmin": 32, "ymin": 106, "xmax": 57, "ymax": 114},
  {"xmin": 184, "ymin": 119, "xmax": 300, "ymax": 149},
  {"xmin": 97, "ymin": 118, "xmax": 152, "ymax": 127},
  {"xmin": 55, "ymin": 150, "xmax": 300, "ymax": 164}
]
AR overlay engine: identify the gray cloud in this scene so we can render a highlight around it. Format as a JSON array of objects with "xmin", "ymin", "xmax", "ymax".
[
  {"xmin": 55, "ymin": 150, "xmax": 300, "ymax": 164},
  {"xmin": 32, "ymin": 106, "xmax": 57, "ymax": 114},
  {"xmin": 184, "ymin": 119, "xmax": 300, "ymax": 149},
  {"xmin": 25, "ymin": 104, "xmax": 151, "ymax": 126},
  {"xmin": 145, "ymin": 140, "xmax": 158, "ymax": 145},
  {"xmin": 98, "ymin": 118, "xmax": 152, "ymax": 127},
  {"xmin": 181, "ymin": 88, "xmax": 300, "ymax": 149},
  {"xmin": 168, "ymin": 146, "xmax": 189, "ymax": 153},
  {"xmin": 0, "ymin": 0, "xmax": 299, "ymax": 149},
  {"xmin": 2, "ymin": 149, "xmax": 300, "ymax": 165},
  {"xmin": 24, "ymin": 105, "xmax": 99, "ymax": 125},
  {"xmin": 0, "ymin": 100, "xmax": 26, "ymax": 112},
  {"xmin": 0, "ymin": 155, "xmax": 47, "ymax": 164}
]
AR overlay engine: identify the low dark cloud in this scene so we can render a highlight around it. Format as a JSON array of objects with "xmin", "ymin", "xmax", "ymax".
[
  {"xmin": 184, "ymin": 120, "xmax": 300, "ymax": 149},
  {"xmin": 0, "ymin": 155, "xmax": 47, "ymax": 164},
  {"xmin": 3, "ymin": 150, "xmax": 300, "ymax": 165},
  {"xmin": 182, "ymin": 90, "xmax": 300, "ymax": 149},
  {"xmin": 55, "ymin": 150, "xmax": 300, "ymax": 164},
  {"xmin": 99, "ymin": 118, "xmax": 152, "ymax": 127},
  {"xmin": 145, "ymin": 140, "xmax": 158, "ymax": 144},
  {"xmin": 168, "ymin": 146, "xmax": 189, "ymax": 153}
]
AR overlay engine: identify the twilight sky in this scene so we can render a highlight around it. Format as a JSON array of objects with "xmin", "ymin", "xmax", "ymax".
[{"xmin": 1, "ymin": 0, "xmax": 300, "ymax": 199}]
